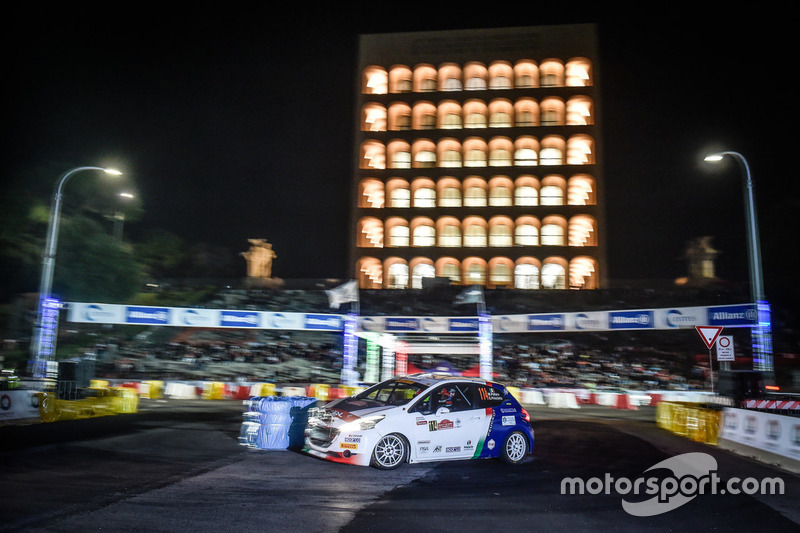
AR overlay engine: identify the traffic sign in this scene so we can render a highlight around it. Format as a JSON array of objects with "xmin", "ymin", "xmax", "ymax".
[
  {"xmin": 695, "ymin": 326, "xmax": 723, "ymax": 349},
  {"xmin": 716, "ymin": 335, "xmax": 735, "ymax": 361}
]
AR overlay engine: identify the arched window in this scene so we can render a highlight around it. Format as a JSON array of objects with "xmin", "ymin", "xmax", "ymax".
[
  {"xmin": 463, "ymin": 186, "xmax": 487, "ymax": 207},
  {"xmin": 387, "ymin": 262, "xmax": 409, "ymax": 289},
  {"xmin": 567, "ymin": 175, "xmax": 596, "ymax": 205},
  {"xmin": 412, "ymin": 224, "xmax": 436, "ymax": 247},
  {"xmin": 541, "ymin": 263, "xmax": 566, "ymax": 289},
  {"xmin": 358, "ymin": 178, "xmax": 384, "ymax": 208},
  {"xmin": 486, "ymin": 148, "xmax": 509, "ymax": 166},
  {"xmin": 490, "ymin": 262, "xmax": 513, "ymax": 287},
  {"xmin": 489, "ymin": 224, "xmax": 513, "ymax": 247},
  {"xmin": 465, "ymin": 262, "xmax": 486, "ymax": 285},
  {"xmin": 362, "ymin": 103, "xmax": 387, "ymax": 132},
  {"xmin": 464, "ymin": 225, "xmax": 487, "ymax": 247},
  {"xmin": 389, "ymin": 65, "xmax": 412, "ymax": 93},
  {"xmin": 438, "ymin": 223, "xmax": 461, "ymax": 247},
  {"xmin": 489, "ymin": 186, "xmax": 512, "ymax": 206},
  {"xmin": 389, "ymin": 186, "xmax": 410, "ymax": 208},
  {"xmin": 413, "ymin": 186, "xmax": 436, "ymax": 208},
  {"xmin": 439, "ymin": 186, "xmax": 462, "ymax": 207},
  {"xmin": 566, "ymin": 96, "xmax": 593, "ymax": 125},
  {"xmin": 358, "ymin": 217, "xmax": 383, "ymax": 248},
  {"xmin": 357, "ymin": 257, "xmax": 383, "ymax": 288},
  {"xmin": 515, "ymin": 224, "xmax": 538, "ymax": 246},
  {"xmin": 515, "ymin": 185, "xmax": 538, "ymax": 206},
  {"xmin": 566, "ymin": 58, "xmax": 593, "ymax": 87},
  {"xmin": 440, "ymin": 262, "xmax": 461, "ymax": 283},
  {"xmin": 568, "ymin": 215, "xmax": 597, "ymax": 246},
  {"xmin": 540, "ymin": 147, "xmax": 563, "ymax": 165},
  {"xmin": 514, "ymin": 148, "xmax": 537, "ymax": 166},
  {"xmin": 360, "ymin": 141, "xmax": 385, "ymax": 169},
  {"xmin": 411, "ymin": 263, "xmax": 436, "ymax": 288},
  {"xmin": 439, "ymin": 149, "xmax": 461, "ymax": 168},
  {"xmin": 442, "ymin": 113, "xmax": 461, "ymax": 129},
  {"xmin": 390, "ymin": 149, "xmax": 411, "ymax": 169},
  {"xmin": 388, "ymin": 224, "xmax": 410, "ymax": 247},
  {"xmin": 514, "ymin": 263, "xmax": 539, "ymax": 289},
  {"xmin": 567, "ymin": 135, "xmax": 595, "ymax": 164},
  {"xmin": 363, "ymin": 66, "xmax": 387, "ymax": 94},
  {"xmin": 541, "ymin": 223, "xmax": 564, "ymax": 246},
  {"xmin": 540, "ymin": 185, "xmax": 563, "ymax": 206}
]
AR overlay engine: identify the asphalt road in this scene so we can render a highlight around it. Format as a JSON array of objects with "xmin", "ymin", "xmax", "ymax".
[{"xmin": 1, "ymin": 400, "xmax": 798, "ymax": 532}]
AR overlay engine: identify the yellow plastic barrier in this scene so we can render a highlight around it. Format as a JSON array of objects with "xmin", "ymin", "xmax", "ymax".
[
  {"xmin": 37, "ymin": 388, "xmax": 138, "ymax": 423},
  {"xmin": 656, "ymin": 401, "xmax": 722, "ymax": 445},
  {"xmin": 308, "ymin": 384, "xmax": 329, "ymax": 401},
  {"xmin": 111, "ymin": 387, "xmax": 140, "ymax": 413},
  {"xmin": 141, "ymin": 380, "xmax": 164, "ymax": 399},
  {"xmin": 339, "ymin": 385, "xmax": 364, "ymax": 397},
  {"xmin": 202, "ymin": 382, "xmax": 226, "ymax": 400},
  {"xmin": 90, "ymin": 379, "xmax": 110, "ymax": 389},
  {"xmin": 506, "ymin": 386, "xmax": 521, "ymax": 401},
  {"xmin": 253, "ymin": 383, "xmax": 276, "ymax": 397}
]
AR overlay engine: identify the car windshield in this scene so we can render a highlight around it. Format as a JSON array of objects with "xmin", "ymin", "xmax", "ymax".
[{"xmin": 354, "ymin": 379, "xmax": 428, "ymax": 406}]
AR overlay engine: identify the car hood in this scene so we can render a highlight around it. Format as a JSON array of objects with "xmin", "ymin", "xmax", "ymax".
[{"xmin": 321, "ymin": 398, "xmax": 396, "ymax": 424}]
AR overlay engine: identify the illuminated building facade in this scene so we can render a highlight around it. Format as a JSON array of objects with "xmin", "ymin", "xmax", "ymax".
[{"xmin": 350, "ymin": 25, "xmax": 605, "ymax": 290}]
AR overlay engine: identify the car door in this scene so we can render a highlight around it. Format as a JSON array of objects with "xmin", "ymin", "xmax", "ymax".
[{"xmin": 409, "ymin": 383, "xmax": 485, "ymax": 460}]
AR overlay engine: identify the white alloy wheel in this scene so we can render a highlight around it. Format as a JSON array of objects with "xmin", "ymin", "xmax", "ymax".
[
  {"xmin": 501, "ymin": 431, "xmax": 528, "ymax": 464},
  {"xmin": 371, "ymin": 434, "xmax": 407, "ymax": 469}
]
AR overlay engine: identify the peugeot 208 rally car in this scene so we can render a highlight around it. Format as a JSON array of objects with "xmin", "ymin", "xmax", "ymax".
[{"xmin": 303, "ymin": 374, "xmax": 534, "ymax": 469}]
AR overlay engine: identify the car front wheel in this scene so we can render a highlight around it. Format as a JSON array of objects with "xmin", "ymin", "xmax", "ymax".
[
  {"xmin": 500, "ymin": 431, "xmax": 529, "ymax": 464},
  {"xmin": 371, "ymin": 433, "xmax": 407, "ymax": 470}
]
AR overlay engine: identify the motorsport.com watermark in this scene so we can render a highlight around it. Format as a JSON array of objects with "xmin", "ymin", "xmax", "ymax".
[{"xmin": 560, "ymin": 453, "xmax": 785, "ymax": 516}]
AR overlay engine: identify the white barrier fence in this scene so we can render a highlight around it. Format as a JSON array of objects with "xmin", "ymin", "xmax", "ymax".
[
  {"xmin": 720, "ymin": 407, "xmax": 800, "ymax": 465},
  {"xmin": 0, "ymin": 389, "xmax": 42, "ymax": 421}
]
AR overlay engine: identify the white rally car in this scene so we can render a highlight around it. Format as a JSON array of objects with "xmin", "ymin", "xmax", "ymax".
[{"xmin": 303, "ymin": 374, "xmax": 534, "ymax": 469}]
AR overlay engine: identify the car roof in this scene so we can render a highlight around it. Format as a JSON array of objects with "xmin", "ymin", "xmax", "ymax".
[{"xmin": 400, "ymin": 373, "xmax": 496, "ymax": 388}]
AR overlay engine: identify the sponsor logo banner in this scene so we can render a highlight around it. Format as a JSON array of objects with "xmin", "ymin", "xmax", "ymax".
[
  {"xmin": 126, "ymin": 306, "xmax": 170, "ymax": 325},
  {"xmin": 609, "ymin": 310, "xmax": 654, "ymax": 330},
  {"xmin": 707, "ymin": 304, "xmax": 757, "ymax": 326},
  {"xmin": 527, "ymin": 313, "xmax": 565, "ymax": 331}
]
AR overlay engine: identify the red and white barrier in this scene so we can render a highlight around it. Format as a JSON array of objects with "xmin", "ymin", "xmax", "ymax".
[{"xmin": 742, "ymin": 399, "xmax": 800, "ymax": 410}]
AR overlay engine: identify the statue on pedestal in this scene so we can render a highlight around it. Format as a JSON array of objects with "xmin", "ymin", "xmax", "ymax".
[{"xmin": 241, "ymin": 239, "xmax": 277, "ymax": 280}]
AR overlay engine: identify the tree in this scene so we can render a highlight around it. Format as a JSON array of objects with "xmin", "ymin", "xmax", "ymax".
[{"xmin": 53, "ymin": 216, "xmax": 144, "ymax": 301}]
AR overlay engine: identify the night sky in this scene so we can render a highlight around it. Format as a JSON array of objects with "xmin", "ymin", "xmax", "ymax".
[{"xmin": 3, "ymin": 7, "xmax": 796, "ymax": 309}]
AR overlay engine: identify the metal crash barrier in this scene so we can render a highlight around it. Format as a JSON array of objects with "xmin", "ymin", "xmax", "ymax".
[
  {"xmin": 37, "ymin": 387, "xmax": 139, "ymax": 423},
  {"xmin": 656, "ymin": 401, "xmax": 722, "ymax": 445}
]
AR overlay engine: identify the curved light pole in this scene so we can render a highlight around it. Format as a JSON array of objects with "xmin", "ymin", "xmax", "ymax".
[
  {"xmin": 30, "ymin": 166, "xmax": 122, "ymax": 379},
  {"xmin": 704, "ymin": 152, "xmax": 773, "ymax": 379}
]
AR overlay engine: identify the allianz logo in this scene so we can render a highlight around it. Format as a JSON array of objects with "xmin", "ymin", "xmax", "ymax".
[
  {"xmin": 222, "ymin": 313, "xmax": 259, "ymax": 325},
  {"xmin": 611, "ymin": 313, "xmax": 651, "ymax": 325},
  {"xmin": 711, "ymin": 309, "xmax": 757, "ymax": 321},
  {"xmin": 127, "ymin": 310, "xmax": 168, "ymax": 321},
  {"xmin": 387, "ymin": 318, "xmax": 417, "ymax": 329},
  {"xmin": 529, "ymin": 316, "xmax": 564, "ymax": 327},
  {"xmin": 306, "ymin": 317, "xmax": 341, "ymax": 327}
]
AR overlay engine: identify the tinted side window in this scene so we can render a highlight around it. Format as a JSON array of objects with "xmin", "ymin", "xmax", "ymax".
[{"xmin": 476, "ymin": 385, "xmax": 505, "ymax": 408}]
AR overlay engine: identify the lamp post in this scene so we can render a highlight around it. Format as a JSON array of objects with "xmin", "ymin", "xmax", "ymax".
[
  {"xmin": 704, "ymin": 152, "xmax": 773, "ymax": 380},
  {"xmin": 29, "ymin": 166, "xmax": 122, "ymax": 380},
  {"xmin": 113, "ymin": 191, "xmax": 135, "ymax": 241}
]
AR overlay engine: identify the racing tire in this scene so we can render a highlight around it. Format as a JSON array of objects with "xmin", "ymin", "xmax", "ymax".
[
  {"xmin": 500, "ymin": 431, "xmax": 529, "ymax": 464},
  {"xmin": 370, "ymin": 433, "xmax": 408, "ymax": 470}
]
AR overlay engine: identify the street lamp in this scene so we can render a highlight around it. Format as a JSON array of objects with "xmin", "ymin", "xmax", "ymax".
[
  {"xmin": 29, "ymin": 166, "xmax": 122, "ymax": 380},
  {"xmin": 704, "ymin": 151, "xmax": 773, "ymax": 379}
]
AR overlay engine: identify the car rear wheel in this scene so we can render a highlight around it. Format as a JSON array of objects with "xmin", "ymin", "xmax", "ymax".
[
  {"xmin": 371, "ymin": 433, "xmax": 407, "ymax": 470},
  {"xmin": 500, "ymin": 431, "xmax": 528, "ymax": 464}
]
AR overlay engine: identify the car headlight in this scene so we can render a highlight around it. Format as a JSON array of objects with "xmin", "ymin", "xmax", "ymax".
[{"xmin": 339, "ymin": 415, "xmax": 385, "ymax": 432}]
